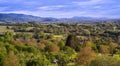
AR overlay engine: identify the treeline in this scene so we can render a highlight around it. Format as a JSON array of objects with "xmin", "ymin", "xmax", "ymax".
[{"xmin": 0, "ymin": 22, "xmax": 120, "ymax": 66}]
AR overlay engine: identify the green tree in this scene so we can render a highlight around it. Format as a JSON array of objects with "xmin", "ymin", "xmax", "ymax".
[
  {"xmin": 58, "ymin": 41, "xmax": 65, "ymax": 49},
  {"xmin": 66, "ymin": 34, "xmax": 80, "ymax": 51},
  {"xmin": 0, "ymin": 42, "xmax": 7, "ymax": 66},
  {"xmin": 90, "ymin": 55, "xmax": 120, "ymax": 66}
]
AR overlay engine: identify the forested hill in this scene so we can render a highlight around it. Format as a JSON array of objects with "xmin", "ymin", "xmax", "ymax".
[
  {"xmin": 0, "ymin": 13, "xmax": 59, "ymax": 23},
  {"xmin": 0, "ymin": 13, "xmax": 119, "ymax": 23}
]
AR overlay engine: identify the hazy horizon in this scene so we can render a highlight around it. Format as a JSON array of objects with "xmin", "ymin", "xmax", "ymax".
[{"xmin": 0, "ymin": 0, "xmax": 120, "ymax": 18}]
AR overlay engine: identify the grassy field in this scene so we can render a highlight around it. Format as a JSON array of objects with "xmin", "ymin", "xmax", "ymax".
[
  {"xmin": 53, "ymin": 35, "xmax": 65, "ymax": 40},
  {"xmin": 0, "ymin": 26, "xmax": 14, "ymax": 32},
  {"xmin": 26, "ymin": 27, "xmax": 34, "ymax": 30}
]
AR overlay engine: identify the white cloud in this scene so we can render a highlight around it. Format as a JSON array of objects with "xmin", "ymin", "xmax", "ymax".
[
  {"xmin": 72, "ymin": 0, "xmax": 104, "ymax": 6},
  {"xmin": 38, "ymin": 5, "xmax": 66, "ymax": 10}
]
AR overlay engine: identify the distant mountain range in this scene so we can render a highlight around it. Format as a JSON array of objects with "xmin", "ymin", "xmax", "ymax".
[
  {"xmin": 0, "ymin": 13, "xmax": 119, "ymax": 23},
  {"xmin": 0, "ymin": 13, "xmax": 59, "ymax": 23}
]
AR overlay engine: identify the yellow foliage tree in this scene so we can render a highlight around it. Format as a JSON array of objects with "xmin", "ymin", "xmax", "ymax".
[
  {"xmin": 76, "ymin": 47, "xmax": 95, "ymax": 66},
  {"xmin": 100, "ymin": 45, "xmax": 109, "ymax": 55},
  {"xmin": 3, "ymin": 51, "xmax": 21, "ymax": 66},
  {"xmin": 45, "ymin": 44, "xmax": 59, "ymax": 53}
]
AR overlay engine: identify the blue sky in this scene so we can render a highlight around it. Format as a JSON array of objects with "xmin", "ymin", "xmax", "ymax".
[{"xmin": 0, "ymin": 0, "xmax": 120, "ymax": 18}]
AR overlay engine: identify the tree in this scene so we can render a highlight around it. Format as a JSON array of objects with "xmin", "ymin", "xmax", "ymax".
[
  {"xmin": 26, "ymin": 57, "xmax": 50, "ymax": 66},
  {"xmin": 99, "ymin": 45, "xmax": 109, "ymax": 55},
  {"xmin": 45, "ymin": 44, "xmax": 59, "ymax": 53},
  {"xmin": 58, "ymin": 41, "xmax": 65, "ymax": 49},
  {"xmin": 57, "ymin": 47, "xmax": 76, "ymax": 66},
  {"xmin": 0, "ymin": 42, "xmax": 7, "ymax": 66},
  {"xmin": 83, "ymin": 29, "xmax": 91, "ymax": 37},
  {"xmin": 3, "ymin": 31, "xmax": 14, "ymax": 43},
  {"xmin": 25, "ymin": 38, "xmax": 37, "ymax": 47},
  {"xmin": 66, "ymin": 34, "xmax": 80, "ymax": 51},
  {"xmin": 40, "ymin": 40, "xmax": 52, "ymax": 46},
  {"xmin": 109, "ymin": 42, "xmax": 117, "ymax": 55},
  {"xmin": 84, "ymin": 41, "xmax": 93, "ymax": 47},
  {"xmin": 90, "ymin": 55, "xmax": 120, "ymax": 66},
  {"xmin": 37, "ymin": 44, "xmax": 46, "ymax": 51},
  {"xmin": 118, "ymin": 36, "xmax": 120, "ymax": 45},
  {"xmin": 3, "ymin": 51, "xmax": 21, "ymax": 66},
  {"xmin": 76, "ymin": 47, "xmax": 95, "ymax": 66}
]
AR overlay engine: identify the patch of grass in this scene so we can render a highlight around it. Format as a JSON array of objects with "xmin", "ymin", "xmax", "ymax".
[
  {"xmin": 26, "ymin": 27, "xmax": 34, "ymax": 30},
  {"xmin": 0, "ymin": 26, "xmax": 14, "ymax": 32}
]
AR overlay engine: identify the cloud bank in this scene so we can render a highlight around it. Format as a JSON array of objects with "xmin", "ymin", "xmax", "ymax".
[{"xmin": 0, "ymin": 0, "xmax": 119, "ymax": 18}]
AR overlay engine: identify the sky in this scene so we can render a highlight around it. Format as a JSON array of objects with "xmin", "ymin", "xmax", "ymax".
[{"xmin": 0, "ymin": 0, "xmax": 120, "ymax": 18}]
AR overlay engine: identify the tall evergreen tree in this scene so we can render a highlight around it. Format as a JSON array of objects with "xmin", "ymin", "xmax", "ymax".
[{"xmin": 66, "ymin": 34, "xmax": 80, "ymax": 51}]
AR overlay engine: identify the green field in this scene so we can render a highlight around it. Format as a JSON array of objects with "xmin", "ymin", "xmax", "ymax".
[{"xmin": 0, "ymin": 26, "xmax": 14, "ymax": 32}]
